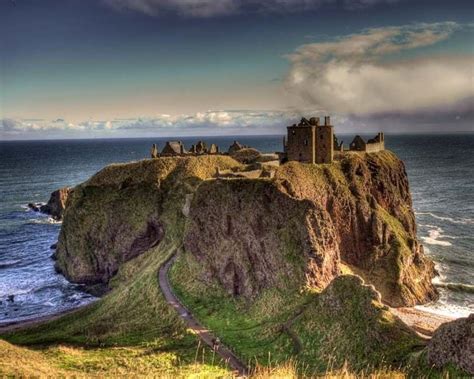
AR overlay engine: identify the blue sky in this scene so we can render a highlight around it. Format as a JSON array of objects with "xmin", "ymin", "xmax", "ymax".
[{"xmin": 1, "ymin": 0, "xmax": 473, "ymax": 139}]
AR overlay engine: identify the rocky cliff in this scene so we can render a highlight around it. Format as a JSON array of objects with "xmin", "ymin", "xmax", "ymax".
[
  {"xmin": 54, "ymin": 156, "xmax": 241, "ymax": 289},
  {"xmin": 185, "ymin": 151, "xmax": 437, "ymax": 306},
  {"xmin": 55, "ymin": 151, "xmax": 437, "ymax": 306}
]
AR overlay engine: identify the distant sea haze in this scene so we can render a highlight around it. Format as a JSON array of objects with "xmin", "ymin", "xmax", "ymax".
[{"xmin": 0, "ymin": 134, "xmax": 472, "ymax": 323}]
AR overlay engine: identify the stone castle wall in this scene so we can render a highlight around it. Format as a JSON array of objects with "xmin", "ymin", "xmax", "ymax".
[{"xmin": 286, "ymin": 125, "xmax": 316, "ymax": 164}]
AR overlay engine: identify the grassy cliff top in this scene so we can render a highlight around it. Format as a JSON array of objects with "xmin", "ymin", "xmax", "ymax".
[{"xmin": 85, "ymin": 155, "xmax": 242, "ymax": 187}]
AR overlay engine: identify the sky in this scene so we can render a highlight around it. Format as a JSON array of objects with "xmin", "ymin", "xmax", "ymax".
[{"xmin": 0, "ymin": 0, "xmax": 473, "ymax": 139}]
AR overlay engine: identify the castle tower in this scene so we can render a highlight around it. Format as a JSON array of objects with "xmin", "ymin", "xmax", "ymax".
[
  {"xmin": 286, "ymin": 117, "xmax": 317, "ymax": 164},
  {"xmin": 315, "ymin": 116, "xmax": 334, "ymax": 164}
]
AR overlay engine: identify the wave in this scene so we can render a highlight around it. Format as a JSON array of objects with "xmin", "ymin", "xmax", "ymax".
[
  {"xmin": 416, "ymin": 212, "xmax": 474, "ymax": 225},
  {"xmin": 421, "ymin": 236, "xmax": 452, "ymax": 246},
  {"xmin": 27, "ymin": 218, "xmax": 62, "ymax": 225},
  {"xmin": 0, "ymin": 259, "xmax": 22, "ymax": 268},
  {"xmin": 420, "ymin": 226, "xmax": 453, "ymax": 246},
  {"xmin": 434, "ymin": 282, "xmax": 474, "ymax": 294}
]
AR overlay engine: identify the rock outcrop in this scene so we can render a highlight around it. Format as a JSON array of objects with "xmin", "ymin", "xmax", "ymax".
[
  {"xmin": 54, "ymin": 156, "xmax": 241, "ymax": 289},
  {"xmin": 427, "ymin": 314, "xmax": 474, "ymax": 374},
  {"xmin": 28, "ymin": 187, "xmax": 72, "ymax": 220},
  {"xmin": 184, "ymin": 179, "xmax": 339, "ymax": 298},
  {"xmin": 40, "ymin": 187, "xmax": 72, "ymax": 220},
  {"xmin": 55, "ymin": 151, "xmax": 437, "ymax": 306},
  {"xmin": 185, "ymin": 151, "xmax": 437, "ymax": 306}
]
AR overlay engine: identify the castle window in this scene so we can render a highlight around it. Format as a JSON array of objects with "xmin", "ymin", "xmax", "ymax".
[
  {"xmin": 320, "ymin": 135, "xmax": 323, "ymax": 140},
  {"xmin": 304, "ymin": 139, "xmax": 308, "ymax": 146},
  {"xmin": 292, "ymin": 130, "xmax": 296, "ymax": 135}
]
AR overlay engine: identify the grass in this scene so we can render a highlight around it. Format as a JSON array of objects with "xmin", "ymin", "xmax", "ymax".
[
  {"xmin": 169, "ymin": 249, "xmax": 428, "ymax": 376},
  {"xmin": 0, "ymin": 153, "xmax": 460, "ymax": 377}
]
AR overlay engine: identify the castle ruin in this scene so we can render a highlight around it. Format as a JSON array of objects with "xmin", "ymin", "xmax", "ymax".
[
  {"xmin": 149, "ymin": 116, "xmax": 385, "ymax": 164},
  {"xmin": 149, "ymin": 140, "xmax": 241, "ymax": 158},
  {"xmin": 282, "ymin": 116, "xmax": 385, "ymax": 164},
  {"xmin": 283, "ymin": 116, "xmax": 334, "ymax": 164},
  {"xmin": 349, "ymin": 133, "xmax": 385, "ymax": 153}
]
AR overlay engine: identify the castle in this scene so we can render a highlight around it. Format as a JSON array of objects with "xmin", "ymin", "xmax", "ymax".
[
  {"xmin": 150, "ymin": 115, "xmax": 385, "ymax": 164},
  {"xmin": 282, "ymin": 116, "xmax": 385, "ymax": 164}
]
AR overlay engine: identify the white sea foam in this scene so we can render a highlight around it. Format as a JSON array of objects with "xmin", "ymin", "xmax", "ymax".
[
  {"xmin": 28, "ymin": 218, "xmax": 62, "ymax": 225},
  {"xmin": 420, "ymin": 226, "xmax": 453, "ymax": 246},
  {"xmin": 415, "ymin": 303, "xmax": 472, "ymax": 319},
  {"xmin": 416, "ymin": 212, "xmax": 474, "ymax": 225}
]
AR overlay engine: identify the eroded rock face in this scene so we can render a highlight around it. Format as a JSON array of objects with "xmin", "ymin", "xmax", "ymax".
[
  {"xmin": 427, "ymin": 314, "xmax": 474, "ymax": 374},
  {"xmin": 184, "ymin": 151, "xmax": 437, "ymax": 306},
  {"xmin": 184, "ymin": 179, "xmax": 340, "ymax": 298}
]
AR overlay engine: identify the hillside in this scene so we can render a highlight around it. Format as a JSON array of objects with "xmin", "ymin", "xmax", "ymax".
[{"xmin": 2, "ymin": 152, "xmax": 466, "ymax": 377}]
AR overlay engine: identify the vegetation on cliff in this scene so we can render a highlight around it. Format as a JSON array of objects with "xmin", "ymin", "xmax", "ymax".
[{"xmin": 2, "ymin": 152, "xmax": 464, "ymax": 377}]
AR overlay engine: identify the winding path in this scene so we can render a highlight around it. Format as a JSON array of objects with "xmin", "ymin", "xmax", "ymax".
[{"xmin": 159, "ymin": 254, "xmax": 248, "ymax": 377}]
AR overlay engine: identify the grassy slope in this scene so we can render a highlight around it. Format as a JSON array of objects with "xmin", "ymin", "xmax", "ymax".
[
  {"xmin": 1, "ymin": 156, "xmax": 241, "ymax": 377},
  {"xmin": 0, "ymin": 154, "xmax": 462, "ymax": 377}
]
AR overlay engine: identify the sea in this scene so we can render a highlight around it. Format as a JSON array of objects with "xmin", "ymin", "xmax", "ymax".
[{"xmin": 0, "ymin": 134, "xmax": 472, "ymax": 324}]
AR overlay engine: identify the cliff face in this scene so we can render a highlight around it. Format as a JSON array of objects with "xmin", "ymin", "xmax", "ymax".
[
  {"xmin": 184, "ymin": 151, "xmax": 437, "ymax": 306},
  {"xmin": 54, "ymin": 156, "xmax": 241, "ymax": 288},
  {"xmin": 184, "ymin": 179, "xmax": 340, "ymax": 298},
  {"xmin": 56, "ymin": 151, "xmax": 437, "ymax": 306}
]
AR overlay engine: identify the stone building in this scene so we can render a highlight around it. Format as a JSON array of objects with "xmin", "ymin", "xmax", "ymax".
[
  {"xmin": 228, "ymin": 141, "xmax": 244, "ymax": 154},
  {"xmin": 349, "ymin": 133, "xmax": 385, "ymax": 153},
  {"xmin": 284, "ymin": 116, "xmax": 334, "ymax": 164},
  {"xmin": 161, "ymin": 141, "xmax": 186, "ymax": 156}
]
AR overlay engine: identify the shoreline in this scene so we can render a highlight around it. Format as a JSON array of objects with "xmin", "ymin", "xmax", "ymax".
[
  {"xmin": 0, "ymin": 304, "xmax": 92, "ymax": 334},
  {"xmin": 390, "ymin": 306, "xmax": 455, "ymax": 337}
]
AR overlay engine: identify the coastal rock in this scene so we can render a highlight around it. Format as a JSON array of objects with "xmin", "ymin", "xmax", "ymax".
[
  {"xmin": 184, "ymin": 151, "xmax": 437, "ymax": 306},
  {"xmin": 39, "ymin": 187, "xmax": 72, "ymax": 220},
  {"xmin": 184, "ymin": 178, "xmax": 339, "ymax": 298},
  {"xmin": 54, "ymin": 156, "xmax": 242, "ymax": 288},
  {"xmin": 427, "ymin": 314, "xmax": 474, "ymax": 374},
  {"xmin": 27, "ymin": 203, "xmax": 41, "ymax": 212},
  {"xmin": 55, "ymin": 152, "xmax": 437, "ymax": 306}
]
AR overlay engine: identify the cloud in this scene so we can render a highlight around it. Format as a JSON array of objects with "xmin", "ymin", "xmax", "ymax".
[
  {"xmin": 0, "ymin": 110, "xmax": 302, "ymax": 139},
  {"xmin": 102, "ymin": 0, "xmax": 397, "ymax": 17},
  {"xmin": 285, "ymin": 22, "xmax": 474, "ymax": 116}
]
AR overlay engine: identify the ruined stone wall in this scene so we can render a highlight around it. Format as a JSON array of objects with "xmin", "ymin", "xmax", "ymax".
[
  {"xmin": 286, "ymin": 126, "xmax": 315, "ymax": 163},
  {"xmin": 365, "ymin": 141, "xmax": 385, "ymax": 153}
]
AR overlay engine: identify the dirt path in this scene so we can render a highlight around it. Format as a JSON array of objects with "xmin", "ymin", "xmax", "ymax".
[{"xmin": 159, "ymin": 254, "xmax": 248, "ymax": 377}]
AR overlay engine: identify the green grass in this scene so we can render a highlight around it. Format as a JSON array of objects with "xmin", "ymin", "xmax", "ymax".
[
  {"xmin": 0, "ymin": 153, "xmax": 461, "ymax": 377},
  {"xmin": 169, "ymin": 247, "xmax": 429, "ymax": 376}
]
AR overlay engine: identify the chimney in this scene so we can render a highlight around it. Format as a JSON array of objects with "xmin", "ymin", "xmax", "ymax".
[
  {"xmin": 324, "ymin": 116, "xmax": 330, "ymax": 126},
  {"xmin": 309, "ymin": 117, "xmax": 320, "ymax": 126}
]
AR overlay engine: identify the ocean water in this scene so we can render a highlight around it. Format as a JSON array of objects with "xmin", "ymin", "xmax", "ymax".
[{"xmin": 0, "ymin": 134, "xmax": 472, "ymax": 324}]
